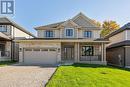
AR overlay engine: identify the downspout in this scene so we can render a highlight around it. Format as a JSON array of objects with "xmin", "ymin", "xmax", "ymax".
[
  {"xmin": 124, "ymin": 47, "xmax": 126, "ymax": 67},
  {"xmin": 11, "ymin": 26, "xmax": 15, "ymax": 61},
  {"xmin": 11, "ymin": 41, "xmax": 12, "ymax": 61},
  {"xmin": 11, "ymin": 41, "xmax": 14, "ymax": 61}
]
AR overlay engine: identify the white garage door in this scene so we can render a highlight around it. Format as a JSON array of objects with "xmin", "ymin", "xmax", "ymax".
[{"xmin": 23, "ymin": 48, "xmax": 57, "ymax": 65}]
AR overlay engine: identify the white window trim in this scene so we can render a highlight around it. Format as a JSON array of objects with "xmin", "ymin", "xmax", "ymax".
[
  {"xmin": 83, "ymin": 30, "xmax": 92, "ymax": 38},
  {"xmin": 44, "ymin": 30, "xmax": 54, "ymax": 38},
  {"xmin": 0, "ymin": 25, "xmax": 7, "ymax": 32},
  {"xmin": 65, "ymin": 28, "xmax": 74, "ymax": 38}
]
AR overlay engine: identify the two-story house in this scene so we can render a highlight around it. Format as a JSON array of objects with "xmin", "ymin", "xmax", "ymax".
[
  {"xmin": 106, "ymin": 23, "xmax": 130, "ymax": 68},
  {"xmin": 16, "ymin": 13, "xmax": 109, "ymax": 65},
  {"xmin": 0, "ymin": 17, "xmax": 35, "ymax": 61}
]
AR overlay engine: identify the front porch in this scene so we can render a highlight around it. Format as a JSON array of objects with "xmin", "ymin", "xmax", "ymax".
[
  {"xmin": 61, "ymin": 42, "xmax": 107, "ymax": 65},
  {"xmin": 0, "ymin": 41, "xmax": 11, "ymax": 61}
]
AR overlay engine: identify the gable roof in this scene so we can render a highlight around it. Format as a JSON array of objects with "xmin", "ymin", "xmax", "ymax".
[
  {"xmin": 0, "ymin": 17, "xmax": 35, "ymax": 37},
  {"xmin": 72, "ymin": 12, "xmax": 99, "ymax": 28},
  {"xmin": 35, "ymin": 21, "xmax": 65, "ymax": 30},
  {"xmin": 105, "ymin": 23, "xmax": 130, "ymax": 39},
  {"xmin": 59, "ymin": 19, "xmax": 79, "ymax": 27},
  {"xmin": 35, "ymin": 12, "xmax": 101, "ymax": 30}
]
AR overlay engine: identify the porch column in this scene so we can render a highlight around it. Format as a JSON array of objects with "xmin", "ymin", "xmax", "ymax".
[
  {"xmin": 74, "ymin": 42, "xmax": 80, "ymax": 62},
  {"xmin": 0, "ymin": 51, "xmax": 1, "ymax": 58},
  {"xmin": 101, "ymin": 43, "xmax": 104, "ymax": 62},
  {"xmin": 74, "ymin": 43, "xmax": 78, "ymax": 62},
  {"xmin": 77, "ymin": 43, "xmax": 80, "ymax": 62},
  {"xmin": 57, "ymin": 43, "xmax": 61, "ymax": 63},
  {"xmin": 77, "ymin": 42, "xmax": 80, "ymax": 62},
  {"xmin": 103, "ymin": 44, "xmax": 106, "ymax": 61}
]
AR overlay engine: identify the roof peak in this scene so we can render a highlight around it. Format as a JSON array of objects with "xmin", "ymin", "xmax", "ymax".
[
  {"xmin": 72, "ymin": 12, "xmax": 87, "ymax": 19},
  {"xmin": 121, "ymin": 22, "xmax": 130, "ymax": 29}
]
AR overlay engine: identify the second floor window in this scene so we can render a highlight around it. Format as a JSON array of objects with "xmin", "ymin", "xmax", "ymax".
[
  {"xmin": 0, "ymin": 25, "xmax": 7, "ymax": 32},
  {"xmin": 84, "ymin": 31, "xmax": 92, "ymax": 38},
  {"xmin": 45, "ymin": 30, "xmax": 54, "ymax": 38},
  {"xmin": 66, "ymin": 28, "xmax": 74, "ymax": 37}
]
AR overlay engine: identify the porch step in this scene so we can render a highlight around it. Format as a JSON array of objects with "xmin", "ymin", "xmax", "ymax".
[{"xmin": 60, "ymin": 61, "xmax": 74, "ymax": 65}]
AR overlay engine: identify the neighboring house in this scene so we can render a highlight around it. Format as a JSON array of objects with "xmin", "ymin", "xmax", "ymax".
[
  {"xmin": 106, "ymin": 23, "xmax": 130, "ymax": 68},
  {"xmin": 16, "ymin": 13, "xmax": 109, "ymax": 65},
  {"xmin": 0, "ymin": 17, "xmax": 35, "ymax": 61}
]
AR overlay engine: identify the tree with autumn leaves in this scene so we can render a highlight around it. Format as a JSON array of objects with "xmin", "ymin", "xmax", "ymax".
[{"xmin": 92, "ymin": 20, "xmax": 120, "ymax": 37}]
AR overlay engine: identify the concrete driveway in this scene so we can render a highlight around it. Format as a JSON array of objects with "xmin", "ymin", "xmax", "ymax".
[{"xmin": 0, "ymin": 63, "xmax": 56, "ymax": 87}]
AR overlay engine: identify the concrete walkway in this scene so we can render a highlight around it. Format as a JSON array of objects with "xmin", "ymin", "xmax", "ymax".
[{"xmin": 0, "ymin": 64, "xmax": 56, "ymax": 87}]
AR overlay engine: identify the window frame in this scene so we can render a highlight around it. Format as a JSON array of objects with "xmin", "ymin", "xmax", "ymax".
[
  {"xmin": 0, "ymin": 25, "xmax": 7, "ymax": 32},
  {"xmin": 45, "ymin": 30, "xmax": 54, "ymax": 38},
  {"xmin": 81, "ymin": 46, "xmax": 94, "ymax": 56},
  {"xmin": 84, "ymin": 31, "xmax": 92, "ymax": 38},
  {"xmin": 65, "ymin": 28, "xmax": 74, "ymax": 37}
]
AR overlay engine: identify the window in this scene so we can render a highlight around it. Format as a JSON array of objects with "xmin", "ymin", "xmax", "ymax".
[
  {"xmin": 45, "ymin": 30, "xmax": 54, "ymax": 38},
  {"xmin": 66, "ymin": 28, "xmax": 74, "ymax": 37},
  {"xmin": 25, "ymin": 48, "xmax": 32, "ymax": 51},
  {"xmin": 84, "ymin": 31, "xmax": 92, "ymax": 38},
  {"xmin": 0, "ymin": 25, "xmax": 7, "ymax": 32},
  {"xmin": 82, "ymin": 46, "xmax": 93, "ymax": 56}
]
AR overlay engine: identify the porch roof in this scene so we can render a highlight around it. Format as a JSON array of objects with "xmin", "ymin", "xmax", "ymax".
[
  {"xmin": 107, "ymin": 40, "xmax": 130, "ymax": 49},
  {"xmin": 15, "ymin": 38, "xmax": 109, "ymax": 43},
  {"xmin": 0, "ymin": 32, "xmax": 11, "ymax": 40}
]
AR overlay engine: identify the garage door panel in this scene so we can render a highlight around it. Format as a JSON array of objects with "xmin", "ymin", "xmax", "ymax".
[{"xmin": 24, "ymin": 48, "xmax": 57, "ymax": 64}]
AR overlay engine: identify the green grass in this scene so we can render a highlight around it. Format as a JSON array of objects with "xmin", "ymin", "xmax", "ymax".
[
  {"xmin": 47, "ymin": 63, "xmax": 130, "ymax": 87},
  {"xmin": 0, "ymin": 61, "xmax": 16, "ymax": 67}
]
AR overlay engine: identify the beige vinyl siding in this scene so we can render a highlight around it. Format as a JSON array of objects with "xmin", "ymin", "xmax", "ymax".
[
  {"xmin": 93, "ymin": 30, "xmax": 101, "ymax": 39},
  {"xmin": 37, "ymin": 30, "xmax": 60, "ymax": 38},
  {"xmin": 13, "ymin": 27, "xmax": 32, "ymax": 39},
  {"xmin": 108, "ymin": 31, "xmax": 126, "ymax": 46},
  {"xmin": 37, "ymin": 29, "xmax": 100, "ymax": 39},
  {"xmin": 78, "ymin": 29, "xmax": 100, "ymax": 38},
  {"xmin": 37, "ymin": 30, "xmax": 44, "ymax": 38},
  {"xmin": 55, "ymin": 30, "xmax": 60, "ymax": 38},
  {"xmin": 78, "ymin": 29, "xmax": 83, "ymax": 38},
  {"xmin": 126, "ymin": 30, "xmax": 130, "ymax": 40},
  {"xmin": 1, "ymin": 25, "xmax": 11, "ymax": 36},
  {"xmin": 73, "ymin": 16, "xmax": 94, "ymax": 27}
]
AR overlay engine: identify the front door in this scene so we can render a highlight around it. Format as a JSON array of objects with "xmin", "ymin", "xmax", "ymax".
[
  {"xmin": 0, "ymin": 44, "xmax": 5, "ymax": 51},
  {"xmin": 64, "ymin": 46, "xmax": 74, "ymax": 61}
]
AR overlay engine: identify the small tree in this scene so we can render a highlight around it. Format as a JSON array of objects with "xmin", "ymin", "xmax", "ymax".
[
  {"xmin": 101, "ymin": 20, "xmax": 120, "ymax": 37},
  {"xmin": 92, "ymin": 19, "xmax": 101, "ymax": 27}
]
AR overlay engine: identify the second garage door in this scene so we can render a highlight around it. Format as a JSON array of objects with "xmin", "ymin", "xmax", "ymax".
[{"xmin": 23, "ymin": 48, "xmax": 58, "ymax": 65}]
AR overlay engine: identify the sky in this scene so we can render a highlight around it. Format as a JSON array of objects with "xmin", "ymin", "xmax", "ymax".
[{"xmin": 1, "ymin": 0, "xmax": 130, "ymax": 35}]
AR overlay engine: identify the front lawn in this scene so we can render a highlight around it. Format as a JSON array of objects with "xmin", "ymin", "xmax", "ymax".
[
  {"xmin": 0, "ymin": 61, "xmax": 16, "ymax": 67},
  {"xmin": 47, "ymin": 63, "xmax": 130, "ymax": 87}
]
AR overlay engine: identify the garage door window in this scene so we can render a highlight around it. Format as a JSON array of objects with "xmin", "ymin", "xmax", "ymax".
[
  {"xmin": 33, "ymin": 49, "xmax": 40, "ymax": 51},
  {"xmin": 25, "ymin": 49, "xmax": 32, "ymax": 51},
  {"xmin": 41, "ymin": 49, "xmax": 48, "ymax": 51},
  {"xmin": 49, "ymin": 48, "xmax": 56, "ymax": 51}
]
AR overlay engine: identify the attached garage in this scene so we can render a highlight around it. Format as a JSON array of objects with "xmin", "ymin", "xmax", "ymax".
[{"xmin": 23, "ymin": 48, "xmax": 58, "ymax": 65}]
